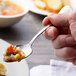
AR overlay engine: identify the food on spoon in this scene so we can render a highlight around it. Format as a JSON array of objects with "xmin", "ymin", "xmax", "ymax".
[
  {"xmin": 45, "ymin": 0, "xmax": 63, "ymax": 13},
  {"xmin": 34, "ymin": 0, "xmax": 46, "ymax": 10},
  {"xmin": 0, "ymin": 0, "xmax": 24, "ymax": 15},
  {"xmin": 3, "ymin": 45, "xmax": 26, "ymax": 62},
  {"xmin": 0, "ymin": 62, "xmax": 7, "ymax": 76}
]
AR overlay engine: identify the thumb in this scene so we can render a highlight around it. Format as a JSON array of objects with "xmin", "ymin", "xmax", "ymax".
[{"xmin": 69, "ymin": 11, "xmax": 76, "ymax": 41}]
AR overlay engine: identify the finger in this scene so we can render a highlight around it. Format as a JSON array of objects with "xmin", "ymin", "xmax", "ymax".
[
  {"xmin": 72, "ymin": 58, "xmax": 76, "ymax": 65},
  {"xmin": 54, "ymin": 47, "xmax": 76, "ymax": 59},
  {"xmin": 65, "ymin": 58, "xmax": 76, "ymax": 65},
  {"xmin": 53, "ymin": 35, "xmax": 76, "ymax": 49},
  {"xmin": 69, "ymin": 11, "xmax": 76, "ymax": 41},
  {"xmin": 64, "ymin": 59, "xmax": 74, "ymax": 62},
  {"xmin": 42, "ymin": 17, "xmax": 51, "ymax": 26},
  {"xmin": 42, "ymin": 13, "xmax": 57, "ymax": 26},
  {"xmin": 57, "ymin": 26, "xmax": 69, "ymax": 34},
  {"xmin": 64, "ymin": 58, "xmax": 76, "ymax": 65},
  {"xmin": 43, "ymin": 26, "xmax": 58, "ymax": 40},
  {"xmin": 48, "ymin": 13, "xmax": 69, "ymax": 27}
]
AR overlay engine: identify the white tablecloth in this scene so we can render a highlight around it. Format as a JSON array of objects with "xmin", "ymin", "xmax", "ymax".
[{"xmin": 30, "ymin": 59, "xmax": 76, "ymax": 76}]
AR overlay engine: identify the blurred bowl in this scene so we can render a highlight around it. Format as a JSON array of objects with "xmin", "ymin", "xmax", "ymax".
[{"xmin": 0, "ymin": 0, "xmax": 29, "ymax": 28}]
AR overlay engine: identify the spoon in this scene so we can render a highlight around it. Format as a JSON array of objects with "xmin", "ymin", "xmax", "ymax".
[
  {"xmin": 3, "ymin": 25, "xmax": 50, "ymax": 62},
  {"xmin": 4, "ymin": 6, "xmax": 72, "ymax": 62},
  {"xmin": 16, "ymin": 25, "xmax": 50, "ymax": 58}
]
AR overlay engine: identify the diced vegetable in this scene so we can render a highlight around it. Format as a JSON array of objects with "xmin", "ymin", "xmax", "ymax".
[
  {"xmin": 19, "ymin": 54, "xmax": 22, "ymax": 57},
  {"xmin": 13, "ymin": 46, "xmax": 16, "ymax": 50},
  {"xmin": 14, "ymin": 54, "xmax": 20, "ymax": 60},
  {"xmin": 6, "ymin": 45, "xmax": 13, "ymax": 53},
  {"xmin": 1, "ymin": 12, "xmax": 7, "ymax": 15}
]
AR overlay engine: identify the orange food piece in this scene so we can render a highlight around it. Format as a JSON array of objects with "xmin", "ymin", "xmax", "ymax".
[
  {"xmin": 2, "ymin": 12, "xmax": 7, "ymax": 15},
  {"xmin": 13, "ymin": 46, "xmax": 17, "ymax": 50},
  {"xmin": 6, "ymin": 45, "xmax": 13, "ymax": 53}
]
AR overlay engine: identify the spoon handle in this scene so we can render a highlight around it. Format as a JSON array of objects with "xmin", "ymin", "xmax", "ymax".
[{"xmin": 29, "ymin": 25, "xmax": 50, "ymax": 46}]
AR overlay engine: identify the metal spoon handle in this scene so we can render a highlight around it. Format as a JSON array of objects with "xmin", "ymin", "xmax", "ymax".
[{"xmin": 29, "ymin": 25, "xmax": 50, "ymax": 46}]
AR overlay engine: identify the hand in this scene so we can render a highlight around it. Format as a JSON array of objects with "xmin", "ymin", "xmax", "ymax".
[{"xmin": 42, "ymin": 11, "xmax": 76, "ymax": 65}]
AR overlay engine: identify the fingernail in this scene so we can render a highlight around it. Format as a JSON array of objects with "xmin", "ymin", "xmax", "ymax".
[
  {"xmin": 66, "ymin": 37, "xmax": 75, "ymax": 45},
  {"xmin": 47, "ymin": 28, "xmax": 54, "ymax": 40}
]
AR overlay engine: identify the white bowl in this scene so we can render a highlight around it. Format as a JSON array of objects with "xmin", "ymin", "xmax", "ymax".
[{"xmin": 0, "ymin": 0, "xmax": 29, "ymax": 28}]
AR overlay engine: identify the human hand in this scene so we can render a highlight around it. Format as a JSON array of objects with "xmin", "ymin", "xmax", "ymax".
[{"xmin": 42, "ymin": 11, "xmax": 76, "ymax": 65}]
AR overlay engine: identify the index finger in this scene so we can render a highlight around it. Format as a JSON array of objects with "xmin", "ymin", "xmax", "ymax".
[{"xmin": 42, "ymin": 16, "xmax": 51, "ymax": 26}]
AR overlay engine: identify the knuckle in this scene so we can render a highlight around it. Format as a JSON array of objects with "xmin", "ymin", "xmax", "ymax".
[{"xmin": 54, "ymin": 49, "xmax": 59, "ymax": 57}]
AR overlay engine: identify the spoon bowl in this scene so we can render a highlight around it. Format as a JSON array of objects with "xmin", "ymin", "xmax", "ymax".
[{"xmin": 16, "ymin": 44, "xmax": 32, "ymax": 57}]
